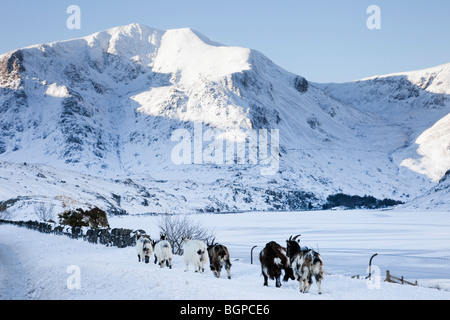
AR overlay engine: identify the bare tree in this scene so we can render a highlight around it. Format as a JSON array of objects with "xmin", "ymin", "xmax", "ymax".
[
  {"xmin": 158, "ymin": 215, "xmax": 215, "ymax": 255},
  {"xmin": 0, "ymin": 209, "xmax": 13, "ymax": 220},
  {"xmin": 34, "ymin": 202, "xmax": 55, "ymax": 222}
]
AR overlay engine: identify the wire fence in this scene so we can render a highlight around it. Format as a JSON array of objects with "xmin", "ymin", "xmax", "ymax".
[
  {"xmin": 320, "ymin": 249, "xmax": 450, "ymax": 262},
  {"xmin": 319, "ymin": 248, "xmax": 450, "ymax": 290}
]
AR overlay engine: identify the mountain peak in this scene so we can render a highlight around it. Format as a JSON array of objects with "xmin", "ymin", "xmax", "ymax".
[
  {"xmin": 0, "ymin": 24, "xmax": 449, "ymax": 213},
  {"xmin": 168, "ymin": 27, "xmax": 225, "ymax": 47},
  {"xmin": 89, "ymin": 23, "xmax": 223, "ymax": 50},
  {"xmin": 95, "ymin": 23, "xmax": 163, "ymax": 37}
]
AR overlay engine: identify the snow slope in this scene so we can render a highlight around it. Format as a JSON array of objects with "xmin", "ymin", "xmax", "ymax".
[
  {"xmin": 1, "ymin": 210, "xmax": 450, "ymax": 300},
  {"xmin": 0, "ymin": 23, "xmax": 449, "ymax": 215},
  {"xmin": 401, "ymin": 170, "xmax": 450, "ymax": 210},
  {"xmin": 400, "ymin": 113, "xmax": 450, "ymax": 182},
  {"xmin": 318, "ymin": 63, "xmax": 450, "ymax": 184}
]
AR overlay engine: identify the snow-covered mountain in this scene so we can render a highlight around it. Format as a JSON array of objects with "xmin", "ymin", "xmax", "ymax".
[
  {"xmin": 318, "ymin": 64, "xmax": 450, "ymax": 182},
  {"xmin": 0, "ymin": 23, "xmax": 449, "ymax": 217}
]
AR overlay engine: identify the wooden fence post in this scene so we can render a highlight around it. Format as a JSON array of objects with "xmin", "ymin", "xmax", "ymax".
[{"xmin": 385, "ymin": 270, "xmax": 418, "ymax": 286}]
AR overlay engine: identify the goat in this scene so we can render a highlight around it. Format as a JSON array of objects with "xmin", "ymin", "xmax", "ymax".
[
  {"xmin": 259, "ymin": 241, "xmax": 294, "ymax": 288},
  {"xmin": 136, "ymin": 234, "xmax": 153, "ymax": 264},
  {"xmin": 182, "ymin": 238, "xmax": 209, "ymax": 273},
  {"xmin": 206, "ymin": 238, "xmax": 232, "ymax": 279},
  {"xmin": 285, "ymin": 235, "xmax": 324, "ymax": 294},
  {"xmin": 152, "ymin": 233, "xmax": 173, "ymax": 269}
]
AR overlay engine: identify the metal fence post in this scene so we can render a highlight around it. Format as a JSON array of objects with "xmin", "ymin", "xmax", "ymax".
[
  {"xmin": 367, "ymin": 253, "xmax": 378, "ymax": 280},
  {"xmin": 251, "ymin": 245, "xmax": 258, "ymax": 264}
]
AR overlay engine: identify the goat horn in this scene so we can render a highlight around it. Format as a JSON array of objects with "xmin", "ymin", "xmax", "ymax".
[{"xmin": 293, "ymin": 234, "xmax": 301, "ymax": 240}]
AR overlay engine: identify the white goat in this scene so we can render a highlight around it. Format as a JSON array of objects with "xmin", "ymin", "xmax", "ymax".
[
  {"xmin": 182, "ymin": 239, "xmax": 209, "ymax": 273},
  {"xmin": 153, "ymin": 238, "xmax": 173, "ymax": 269},
  {"xmin": 136, "ymin": 235, "xmax": 153, "ymax": 264}
]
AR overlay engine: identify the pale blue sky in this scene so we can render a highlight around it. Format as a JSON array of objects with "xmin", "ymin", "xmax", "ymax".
[{"xmin": 1, "ymin": 0, "xmax": 450, "ymax": 83}]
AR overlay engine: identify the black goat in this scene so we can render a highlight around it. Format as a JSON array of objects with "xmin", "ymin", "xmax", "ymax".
[{"xmin": 259, "ymin": 241, "xmax": 294, "ymax": 288}]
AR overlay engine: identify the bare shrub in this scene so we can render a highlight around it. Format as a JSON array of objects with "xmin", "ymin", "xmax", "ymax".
[
  {"xmin": 158, "ymin": 215, "xmax": 215, "ymax": 255},
  {"xmin": 0, "ymin": 209, "xmax": 13, "ymax": 220},
  {"xmin": 58, "ymin": 207, "xmax": 109, "ymax": 229},
  {"xmin": 34, "ymin": 202, "xmax": 55, "ymax": 222}
]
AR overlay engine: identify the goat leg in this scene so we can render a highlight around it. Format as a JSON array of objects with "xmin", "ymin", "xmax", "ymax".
[
  {"xmin": 263, "ymin": 274, "xmax": 268, "ymax": 287},
  {"xmin": 275, "ymin": 276, "xmax": 282, "ymax": 288}
]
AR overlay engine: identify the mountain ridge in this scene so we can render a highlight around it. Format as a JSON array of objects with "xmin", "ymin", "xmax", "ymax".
[{"xmin": 0, "ymin": 23, "xmax": 449, "ymax": 216}]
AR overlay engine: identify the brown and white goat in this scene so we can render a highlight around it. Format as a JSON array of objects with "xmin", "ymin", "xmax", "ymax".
[
  {"xmin": 259, "ymin": 241, "xmax": 294, "ymax": 288},
  {"xmin": 286, "ymin": 235, "xmax": 324, "ymax": 294},
  {"xmin": 207, "ymin": 238, "xmax": 232, "ymax": 279}
]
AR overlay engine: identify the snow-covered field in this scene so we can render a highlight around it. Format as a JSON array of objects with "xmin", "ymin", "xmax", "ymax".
[{"xmin": 1, "ymin": 210, "xmax": 450, "ymax": 300}]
